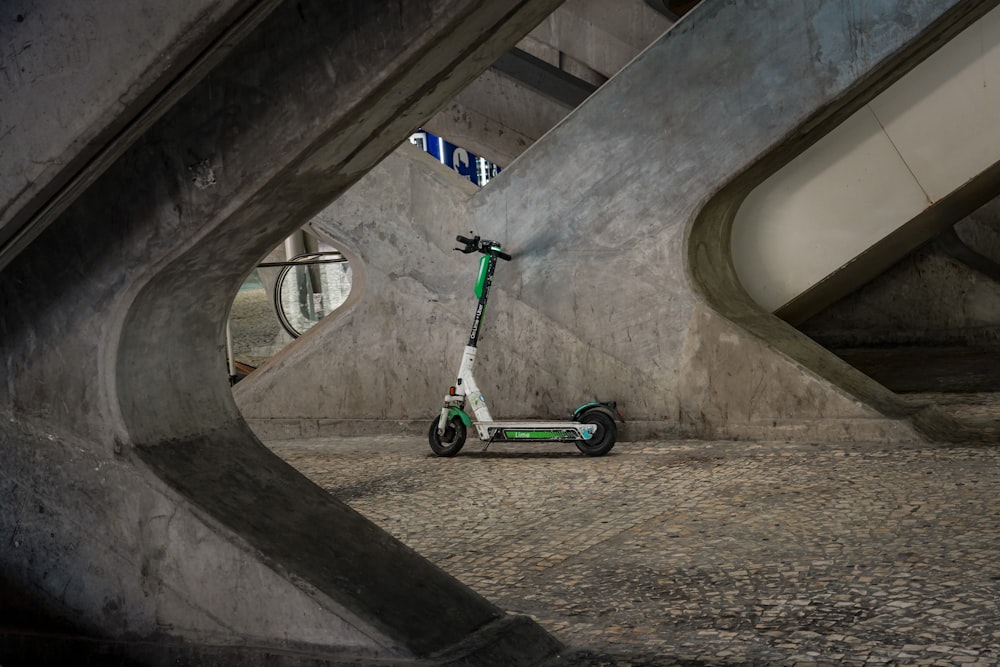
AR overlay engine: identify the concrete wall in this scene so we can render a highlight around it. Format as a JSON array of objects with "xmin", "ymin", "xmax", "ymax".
[
  {"xmin": 797, "ymin": 194, "xmax": 1000, "ymax": 352},
  {"xmin": 0, "ymin": 0, "xmax": 280, "ymax": 272},
  {"xmin": 957, "ymin": 198, "xmax": 1000, "ymax": 264},
  {"xmin": 525, "ymin": 0, "xmax": 671, "ymax": 78},
  {"xmin": 238, "ymin": 0, "xmax": 998, "ymax": 446},
  {"xmin": 0, "ymin": 0, "xmax": 568, "ymax": 661},
  {"xmin": 237, "ymin": 144, "xmax": 479, "ymax": 434},
  {"xmin": 800, "ymin": 232, "xmax": 1000, "ymax": 349},
  {"xmin": 424, "ymin": 70, "xmax": 571, "ymax": 167}
]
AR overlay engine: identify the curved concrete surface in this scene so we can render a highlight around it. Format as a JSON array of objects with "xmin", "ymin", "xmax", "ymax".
[
  {"xmin": 0, "ymin": 0, "xmax": 282, "ymax": 272},
  {"xmin": 239, "ymin": 1, "xmax": 997, "ymax": 447},
  {"xmin": 732, "ymin": 4, "xmax": 1000, "ymax": 323},
  {"xmin": 1, "ymin": 0, "xmax": 566, "ymax": 662},
  {"xmin": 237, "ymin": 144, "xmax": 480, "ymax": 434}
]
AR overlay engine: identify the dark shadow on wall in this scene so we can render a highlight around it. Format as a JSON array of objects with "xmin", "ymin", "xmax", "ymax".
[
  {"xmin": 0, "ymin": 574, "xmax": 81, "ymax": 635},
  {"xmin": 799, "ymin": 221, "xmax": 1000, "ymax": 394}
]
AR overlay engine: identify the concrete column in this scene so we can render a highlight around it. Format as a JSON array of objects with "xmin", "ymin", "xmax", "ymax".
[{"xmin": 0, "ymin": 0, "xmax": 567, "ymax": 662}]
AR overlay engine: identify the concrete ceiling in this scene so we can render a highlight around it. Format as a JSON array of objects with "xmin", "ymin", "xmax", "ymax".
[{"xmin": 423, "ymin": 0, "xmax": 684, "ymax": 167}]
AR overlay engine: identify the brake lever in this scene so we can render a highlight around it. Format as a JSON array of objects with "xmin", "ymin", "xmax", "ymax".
[{"xmin": 455, "ymin": 233, "xmax": 480, "ymax": 253}]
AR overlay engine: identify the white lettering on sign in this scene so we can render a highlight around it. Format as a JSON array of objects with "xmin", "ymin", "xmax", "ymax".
[
  {"xmin": 408, "ymin": 132, "xmax": 427, "ymax": 152},
  {"xmin": 452, "ymin": 147, "xmax": 470, "ymax": 174}
]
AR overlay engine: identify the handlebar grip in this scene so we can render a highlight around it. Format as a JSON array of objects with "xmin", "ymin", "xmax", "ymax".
[
  {"xmin": 456, "ymin": 234, "xmax": 474, "ymax": 245},
  {"xmin": 496, "ymin": 250, "xmax": 512, "ymax": 261}
]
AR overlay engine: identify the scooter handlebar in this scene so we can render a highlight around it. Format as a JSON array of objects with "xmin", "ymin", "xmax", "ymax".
[{"xmin": 454, "ymin": 233, "xmax": 512, "ymax": 260}]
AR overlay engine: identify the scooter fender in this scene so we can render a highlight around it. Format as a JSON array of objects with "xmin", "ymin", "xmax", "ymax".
[
  {"xmin": 572, "ymin": 401, "xmax": 621, "ymax": 422},
  {"xmin": 448, "ymin": 406, "xmax": 472, "ymax": 427}
]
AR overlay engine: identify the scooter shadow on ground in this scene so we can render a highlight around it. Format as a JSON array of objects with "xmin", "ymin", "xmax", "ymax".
[{"xmin": 423, "ymin": 448, "xmax": 624, "ymax": 460}]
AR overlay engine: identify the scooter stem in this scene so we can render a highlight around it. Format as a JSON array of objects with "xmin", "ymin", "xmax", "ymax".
[{"xmin": 456, "ymin": 345, "xmax": 492, "ymax": 423}]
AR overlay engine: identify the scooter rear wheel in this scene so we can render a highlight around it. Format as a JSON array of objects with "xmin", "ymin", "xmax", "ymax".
[
  {"xmin": 428, "ymin": 416, "xmax": 467, "ymax": 457},
  {"xmin": 575, "ymin": 409, "xmax": 616, "ymax": 456}
]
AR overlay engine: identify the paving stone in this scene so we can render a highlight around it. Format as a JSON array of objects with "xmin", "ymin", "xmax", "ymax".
[{"xmin": 271, "ymin": 436, "xmax": 1000, "ymax": 665}]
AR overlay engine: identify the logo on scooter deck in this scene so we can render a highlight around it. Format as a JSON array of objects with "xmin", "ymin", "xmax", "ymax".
[{"xmin": 502, "ymin": 429, "xmax": 577, "ymax": 440}]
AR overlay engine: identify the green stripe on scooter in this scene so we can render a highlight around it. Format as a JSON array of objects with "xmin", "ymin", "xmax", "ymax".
[{"xmin": 503, "ymin": 430, "xmax": 566, "ymax": 440}]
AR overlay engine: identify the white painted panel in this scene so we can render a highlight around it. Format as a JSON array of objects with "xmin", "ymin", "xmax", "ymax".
[
  {"xmin": 731, "ymin": 108, "xmax": 928, "ymax": 311},
  {"xmin": 873, "ymin": 7, "xmax": 1000, "ymax": 201}
]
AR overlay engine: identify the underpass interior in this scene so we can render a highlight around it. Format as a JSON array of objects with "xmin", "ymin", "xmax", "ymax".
[
  {"xmin": 236, "ymin": 1, "xmax": 1000, "ymax": 442},
  {"xmin": 5, "ymin": 1, "xmax": 1000, "ymax": 665}
]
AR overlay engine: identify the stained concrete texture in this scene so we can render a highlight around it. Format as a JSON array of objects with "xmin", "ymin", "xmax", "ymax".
[
  {"xmin": 0, "ymin": 0, "xmax": 280, "ymax": 272},
  {"xmin": 1, "ymin": 0, "xmax": 570, "ymax": 661},
  {"xmin": 238, "ymin": 1, "xmax": 999, "ymax": 446},
  {"xmin": 235, "ymin": 143, "xmax": 481, "ymax": 436}
]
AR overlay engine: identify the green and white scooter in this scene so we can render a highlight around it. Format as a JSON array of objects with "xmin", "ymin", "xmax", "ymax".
[{"xmin": 429, "ymin": 233, "xmax": 622, "ymax": 457}]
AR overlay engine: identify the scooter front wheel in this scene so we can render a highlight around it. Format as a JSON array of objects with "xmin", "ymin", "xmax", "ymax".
[
  {"xmin": 575, "ymin": 409, "xmax": 616, "ymax": 456},
  {"xmin": 428, "ymin": 416, "xmax": 467, "ymax": 457}
]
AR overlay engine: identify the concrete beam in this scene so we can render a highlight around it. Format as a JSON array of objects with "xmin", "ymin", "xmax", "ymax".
[
  {"xmin": 423, "ymin": 69, "xmax": 573, "ymax": 166},
  {"xmin": 799, "ymin": 229, "xmax": 1000, "ymax": 350},
  {"xmin": 237, "ymin": 144, "xmax": 481, "ymax": 435},
  {"xmin": 0, "ymin": 0, "xmax": 283, "ymax": 273},
  {"xmin": 423, "ymin": 98, "xmax": 538, "ymax": 167},
  {"xmin": 0, "ymin": 0, "xmax": 567, "ymax": 661},
  {"xmin": 687, "ymin": 0, "xmax": 999, "ymax": 440},
  {"xmin": 732, "ymin": 6, "xmax": 1000, "ymax": 323},
  {"xmin": 492, "ymin": 47, "xmax": 597, "ymax": 108},
  {"xmin": 529, "ymin": 0, "xmax": 672, "ymax": 78},
  {"xmin": 957, "ymin": 197, "xmax": 1000, "ymax": 264},
  {"xmin": 423, "ymin": 0, "xmax": 669, "ymax": 167}
]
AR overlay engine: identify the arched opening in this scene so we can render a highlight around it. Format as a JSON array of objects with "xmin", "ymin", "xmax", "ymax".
[{"xmin": 226, "ymin": 232, "xmax": 358, "ymax": 383}]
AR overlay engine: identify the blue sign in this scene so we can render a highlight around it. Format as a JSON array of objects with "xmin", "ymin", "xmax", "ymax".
[{"xmin": 409, "ymin": 131, "xmax": 500, "ymax": 187}]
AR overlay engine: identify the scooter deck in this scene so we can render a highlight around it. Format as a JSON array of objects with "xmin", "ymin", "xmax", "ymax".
[{"xmin": 474, "ymin": 421, "xmax": 597, "ymax": 442}]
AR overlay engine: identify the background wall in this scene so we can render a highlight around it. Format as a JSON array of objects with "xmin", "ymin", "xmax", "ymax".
[{"xmin": 236, "ymin": 1, "xmax": 996, "ymax": 444}]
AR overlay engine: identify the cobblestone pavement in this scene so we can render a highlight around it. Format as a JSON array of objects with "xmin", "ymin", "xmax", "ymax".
[{"xmin": 270, "ymin": 436, "xmax": 1000, "ymax": 666}]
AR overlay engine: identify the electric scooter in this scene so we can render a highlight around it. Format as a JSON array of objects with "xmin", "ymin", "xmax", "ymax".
[{"xmin": 429, "ymin": 233, "xmax": 622, "ymax": 457}]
